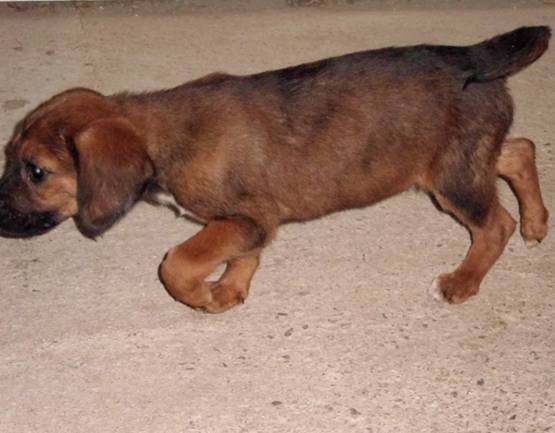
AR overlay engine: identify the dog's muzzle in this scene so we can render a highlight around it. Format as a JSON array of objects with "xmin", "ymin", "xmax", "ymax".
[{"xmin": 0, "ymin": 195, "xmax": 59, "ymax": 238}]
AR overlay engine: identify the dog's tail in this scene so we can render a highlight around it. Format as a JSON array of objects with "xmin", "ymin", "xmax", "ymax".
[{"xmin": 464, "ymin": 26, "xmax": 550, "ymax": 87}]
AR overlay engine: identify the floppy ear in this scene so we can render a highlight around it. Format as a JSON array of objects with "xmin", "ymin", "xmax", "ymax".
[{"xmin": 73, "ymin": 117, "xmax": 153, "ymax": 238}]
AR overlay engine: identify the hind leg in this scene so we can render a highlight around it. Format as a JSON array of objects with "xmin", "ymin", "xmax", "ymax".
[
  {"xmin": 496, "ymin": 137, "xmax": 549, "ymax": 246},
  {"xmin": 429, "ymin": 195, "xmax": 516, "ymax": 303},
  {"xmin": 425, "ymin": 140, "xmax": 517, "ymax": 303}
]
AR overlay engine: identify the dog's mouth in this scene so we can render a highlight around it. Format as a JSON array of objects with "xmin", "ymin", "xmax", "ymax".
[{"xmin": 0, "ymin": 201, "xmax": 60, "ymax": 238}]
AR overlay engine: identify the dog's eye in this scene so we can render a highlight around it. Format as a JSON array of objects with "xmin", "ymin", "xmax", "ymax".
[{"xmin": 25, "ymin": 162, "xmax": 46, "ymax": 184}]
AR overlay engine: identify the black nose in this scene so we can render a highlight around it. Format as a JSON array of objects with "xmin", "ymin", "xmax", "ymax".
[{"xmin": 0, "ymin": 199, "xmax": 59, "ymax": 238}]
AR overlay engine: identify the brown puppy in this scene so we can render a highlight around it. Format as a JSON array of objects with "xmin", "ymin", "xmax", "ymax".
[{"xmin": 0, "ymin": 27, "xmax": 550, "ymax": 312}]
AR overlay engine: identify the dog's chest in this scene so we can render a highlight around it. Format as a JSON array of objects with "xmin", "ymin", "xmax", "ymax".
[{"xmin": 147, "ymin": 189, "xmax": 206, "ymax": 223}]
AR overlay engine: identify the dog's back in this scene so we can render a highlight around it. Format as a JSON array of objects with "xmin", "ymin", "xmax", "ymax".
[{"xmin": 219, "ymin": 27, "xmax": 547, "ymax": 221}]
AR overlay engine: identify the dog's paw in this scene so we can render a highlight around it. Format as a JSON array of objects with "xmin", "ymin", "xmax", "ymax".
[
  {"xmin": 428, "ymin": 277, "xmax": 446, "ymax": 302},
  {"xmin": 428, "ymin": 273, "xmax": 479, "ymax": 304},
  {"xmin": 199, "ymin": 282, "xmax": 247, "ymax": 314},
  {"xmin": 525, "ymin": 239, "xmax": 541, "ymax": 249},
  {"xmin": 520, "ymin": 207, "xmax": 549, "ymax": 246}
]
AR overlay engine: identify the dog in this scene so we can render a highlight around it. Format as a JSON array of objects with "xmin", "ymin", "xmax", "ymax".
[{"xmin": 0, "ymin": 26, "xmax": 550, "ymax": 313}]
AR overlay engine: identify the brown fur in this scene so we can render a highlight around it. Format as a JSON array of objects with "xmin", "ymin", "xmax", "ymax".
[{"xmin": 0, "ymin": 27, "xmax": 550, "ymax": 312}]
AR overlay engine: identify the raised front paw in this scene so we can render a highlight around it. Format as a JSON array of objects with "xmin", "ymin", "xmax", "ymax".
[{"xmin": 199, "ymin": 282, "xmax": 248, "ymax": 314}]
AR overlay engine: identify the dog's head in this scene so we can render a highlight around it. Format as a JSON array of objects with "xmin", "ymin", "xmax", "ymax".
[{"xmin": 0, "ymin": 88, "xmax": 153, "ymax": 239}]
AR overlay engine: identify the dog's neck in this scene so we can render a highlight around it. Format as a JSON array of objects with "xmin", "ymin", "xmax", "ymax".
[{"xmin": 110, "ymin": 88, "xmax": 200, "ymax": 171}]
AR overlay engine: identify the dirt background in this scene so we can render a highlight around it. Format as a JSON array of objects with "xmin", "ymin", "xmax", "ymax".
[{"xmin": 0, "ymin": 2, "xmax": 553, "ymax": 433}]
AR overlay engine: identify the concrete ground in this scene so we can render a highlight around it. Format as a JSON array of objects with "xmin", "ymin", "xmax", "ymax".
[{"xmin": 0, "ymin": 2, "xmax": 553, "ymax": 433}]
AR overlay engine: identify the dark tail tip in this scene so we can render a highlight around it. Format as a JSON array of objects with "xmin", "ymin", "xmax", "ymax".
[
  {"xmin": 466, "ymin": 26, "xmax": 551, "ymax": 86},
  {"xmin": 528, "ymin": 25, "xmax": 551, "ymax": 44},
  {"xmin": 514, "ymin": 25, "xmax": 551, "ymax": 57}
]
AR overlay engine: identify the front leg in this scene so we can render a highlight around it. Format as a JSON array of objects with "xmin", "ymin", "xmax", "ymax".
[{"xmin": 159, "ymin": 216, "xmax": 267, "ymax": 313}]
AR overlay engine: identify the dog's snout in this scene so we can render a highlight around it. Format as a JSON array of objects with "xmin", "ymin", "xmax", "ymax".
[
  {"xmin": 0, "ymin": 191, "xmax": 59, "ymax": 238},
  {"xmin": 0, "ymin": 166, "xmax": 62, "ymax": 238},
  {"xmin": 0, "ymin": 207, "xmax": 59, "ymax": 238}
]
